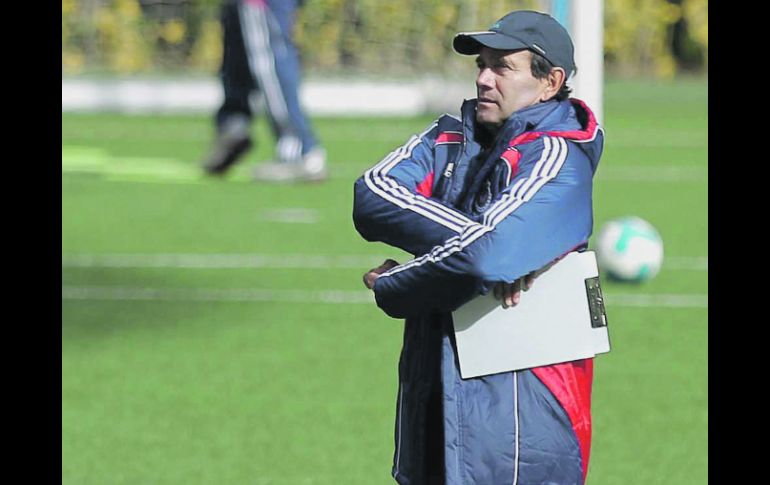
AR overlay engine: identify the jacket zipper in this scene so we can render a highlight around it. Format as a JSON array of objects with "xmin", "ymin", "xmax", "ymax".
[{"xmin": 513, "ymin": 371, "xmax": 520, "ymax": 485}]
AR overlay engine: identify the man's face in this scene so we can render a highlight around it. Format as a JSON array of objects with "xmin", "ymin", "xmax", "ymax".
[{"xmin": 474, "ymin": 47, "xmax": 550, "ymax": 128}]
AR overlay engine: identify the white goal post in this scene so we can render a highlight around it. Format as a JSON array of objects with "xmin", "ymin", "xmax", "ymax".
[{"xmin": 550, "ymin": 0, "xmax": 604, "ymax": 124}]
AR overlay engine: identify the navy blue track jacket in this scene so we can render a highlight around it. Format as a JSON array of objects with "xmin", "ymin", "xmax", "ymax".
[{"xmin": 353, "ymin": 97, "xmax": 604, "ymax": 485}]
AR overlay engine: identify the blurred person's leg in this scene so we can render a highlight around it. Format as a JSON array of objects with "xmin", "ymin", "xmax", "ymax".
[
  {"xmin": 242, "ymin": 0, "xmax": 326, "ymax": 182},
  {"xmin": 204, "ymin": 0, "xmax": 255, "ymax": 175}
]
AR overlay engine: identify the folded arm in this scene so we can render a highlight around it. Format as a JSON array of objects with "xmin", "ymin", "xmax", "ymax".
[
  {"xmin": 371, "ymin": 137, "xmax": 594, "ymax": 319},
  {"xmin": 352, "ymin": 122, "xmax": 476, "ymax": 256}
]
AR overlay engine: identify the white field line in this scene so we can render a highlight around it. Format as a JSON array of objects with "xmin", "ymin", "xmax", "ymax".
[
  {"xmin": 604, "ymin": 293, "xmax": 708, "ymax": 308},
  {"xmin": 61, "ymin": 253, "xmax": 707, "ymax": 271},
  {"xmin": 61, "ymin": 253, "xmax": 387, "ymax": 269},
  {"xmin": 664, "ymin": 256, "xmax": 708, "ymax": 270},
  {"xmin": 260, "ymin": 209, "xmax": 319, "ymax": 224},
  {"xmin": 595, "ymin": 165, "xmax": 707, "ymax": 182},
  {"xmin": 61, "ymin": 286, "xmax": 708, "ymax": 308},
  {"xmin": 62, "ymin": 286, "xmax": 375, "ymax": 304}
]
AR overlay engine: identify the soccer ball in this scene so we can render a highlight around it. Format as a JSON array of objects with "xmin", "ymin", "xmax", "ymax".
[{"xmin": 595, "ymin": 216, "xmax": 664, "ymax": 282}]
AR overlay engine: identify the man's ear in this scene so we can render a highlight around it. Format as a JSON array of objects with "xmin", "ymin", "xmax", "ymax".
[{"xmin": 541, "ymin": 68, "xmax": 566, "ymax": 101}]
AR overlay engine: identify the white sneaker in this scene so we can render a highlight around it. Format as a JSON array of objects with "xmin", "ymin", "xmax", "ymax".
[{"xmin": 253, "ymin": 147, "xmax": 328, "ymax": 183}]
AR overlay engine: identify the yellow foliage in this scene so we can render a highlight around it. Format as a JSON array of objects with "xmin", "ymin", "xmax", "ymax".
[
  {"xmin": 61, "ymin": 0, "xmax": 707, "ymax": 77},
  {"xmin": 115, "ymin": 0, "xmax": 141, "ymax": 19},
  {"xmin": 161, "ymin": 19, "xmax": 187, "ymax": 45},
  {"xmin": 656, "ymin": 55, "xmax": 677, "ymax": 79},
  {"xmin": 660, "ymin": 2, "xmax": 682, "ymax": 23},
  {"xmin": 190, "ymin": 20, "xmax": 222, "ymax": 72},
  {"xmin": 604, "ymin": 0, "xmax": 684, "ymax": 78},
  {"xmin": 94, "ymin": 1, "xmax": 152, "ymax": 73},
  {"xmin": 62, "ymin": 49, "xmax": 85, "ymax": 75},
  {"xmin": 96, "ymin": 8, "xmax": 118, "ymax": 36},
  {"xmin": 683, "ymin": 0, "xmax": 708, "ymax": 50},
  {"xmin": 61, "ymin": 0, "xmax": 76, "ymax": 16}
]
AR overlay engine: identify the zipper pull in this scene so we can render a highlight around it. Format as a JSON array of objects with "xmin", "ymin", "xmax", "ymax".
[{"xmin": 444, "ymin": 162, "xmax": 455, "ymax": 178}]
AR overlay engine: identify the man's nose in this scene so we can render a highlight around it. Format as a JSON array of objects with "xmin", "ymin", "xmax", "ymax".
[{"xmin": 476, "ymin": 68, "xmax": 494, "ymax": 90}]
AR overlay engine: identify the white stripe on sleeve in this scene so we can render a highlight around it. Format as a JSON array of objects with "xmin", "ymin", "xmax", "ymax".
[
  {"xmin": 381, "ymin": 137, "xmax": 569, "ymax": 278},
  {"xmin": 362, "ymin": 124, "xmax": 475, "ymax": 233}
]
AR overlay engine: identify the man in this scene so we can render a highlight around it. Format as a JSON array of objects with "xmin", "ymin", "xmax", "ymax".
[
  {"xmin": 202, "ymin": 0, "xmax": 327, "ymax": 183},
  {"xmin": 352, "ymin": 10, "xmax": 604, "ymax": 485}
]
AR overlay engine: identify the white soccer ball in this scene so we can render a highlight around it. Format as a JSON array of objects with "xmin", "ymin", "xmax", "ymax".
[{"xmin": 595, "ymin": 216, "xmax": 664, "ymax": 282}]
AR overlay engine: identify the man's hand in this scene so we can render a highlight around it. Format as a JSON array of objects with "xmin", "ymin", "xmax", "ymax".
[
  {"xmin": 363, "ymin": 259, "xmax": 400, "ymax": 290},
  {"xmin": 492, "ymin": 258, "xmax": 561, "ymax": 308}
]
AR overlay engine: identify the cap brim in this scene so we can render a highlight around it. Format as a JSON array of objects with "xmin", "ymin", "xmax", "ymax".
[{"xmin": 452, "ymin": 31, "xmax": 529, "ymax": 55}]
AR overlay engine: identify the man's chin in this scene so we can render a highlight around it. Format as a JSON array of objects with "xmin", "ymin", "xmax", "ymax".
[{"xmin": 475, "ymin": 111, "xmax": 503, "ymax": 129}]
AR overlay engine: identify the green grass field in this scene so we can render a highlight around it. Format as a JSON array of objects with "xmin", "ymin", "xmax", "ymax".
[{"xmin": 62, "ymin": 77, "xmax": 707, "ymax": 484}]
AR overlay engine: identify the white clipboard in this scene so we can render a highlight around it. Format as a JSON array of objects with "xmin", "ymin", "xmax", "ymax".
[{"xmin": 452, "ymin": 251, "xmax": 611, "ymax": 379}]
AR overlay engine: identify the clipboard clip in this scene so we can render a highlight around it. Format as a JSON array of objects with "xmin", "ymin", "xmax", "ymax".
[{"xmin": 584, "ymin": 276, "xmax": 608, "ymax": 328}]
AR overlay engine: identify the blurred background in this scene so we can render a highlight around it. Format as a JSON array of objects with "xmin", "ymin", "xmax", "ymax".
[
  {"xmin": 62, "ymin": 1, "xmax": 707, "ymax": 484},
  {"xmin": 62, "ymin": 0, "xmax": 707, "ymax": 79}
]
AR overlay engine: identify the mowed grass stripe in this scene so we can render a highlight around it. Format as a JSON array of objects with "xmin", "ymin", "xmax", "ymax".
[
  {"xmin": 62, "ymin": 285, "xmax": 708, "ymax": 308},
  {"xmin": 61, "ymin": 253, "xmax": 707, "ymax": 271},
  {"xmin": 62, "ymin": 144, "xmax": 707, "ymax": 184}
]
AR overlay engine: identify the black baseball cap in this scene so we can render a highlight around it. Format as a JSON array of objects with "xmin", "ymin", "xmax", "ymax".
[{"xmin": 453, "ymin": 10, "xmax": 576, "ymax": 77}]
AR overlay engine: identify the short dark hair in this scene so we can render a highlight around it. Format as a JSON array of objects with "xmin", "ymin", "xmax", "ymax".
[{"xmin": 530, "ymin": 51, "xmax": 573, "ymax": 101}]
